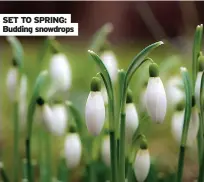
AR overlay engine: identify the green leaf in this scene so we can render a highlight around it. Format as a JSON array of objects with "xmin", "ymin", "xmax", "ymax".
[
  {"xmin": 180, "ymin": 67, "xmax": 192, "ymax": 146},
  {"xmin": 65, "ymin": 101, "xmax": 84, "ymax": 135},
  {"xmin": 126, "ymin": 41, "xmax": 163, "ymax": 85},
  {"xmin": 192, "ymin": 24, "xmax": 203, "ymax": 91},
  {"xmin": 89, "ymin": 23, "xmax": 113, "ymax": 53},
  {"xmin": 7, "ymin": 36, "xmax": 24, "ymax": 71},
  {"xmin": 27, "ymin": 70, "xmax": 48, "ymax": 137}
]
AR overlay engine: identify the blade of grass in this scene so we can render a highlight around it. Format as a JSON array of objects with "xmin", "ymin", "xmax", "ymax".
[
  {"xmin": 26, "ymin": 70, "xmax": 48, "ymax": 182},
  {"xmin": 176, "ymin": 67, "xmax": 192, "ymax": 182},
  {"xmin": 89, "ymin": 23, "xmax": 113, "ymax": 53},
  {"xmin": 192, "ymin": 24, "xmax": 203, "ymax": 92}
]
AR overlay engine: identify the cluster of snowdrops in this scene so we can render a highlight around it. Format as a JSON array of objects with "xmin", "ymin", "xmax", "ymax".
[{"xmin": 2, "ymin": 23, "xmax": 204, "ymax": 182}]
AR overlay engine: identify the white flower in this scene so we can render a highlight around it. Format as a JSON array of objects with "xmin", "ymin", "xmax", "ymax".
[
  {"xmin": 165, "ymin": 76, "xmax": 184, "ymax": 107},
  {"xmin": 85, "ymin": 91, "xmax": 105, "ymax": 135},
  {"xmin": 19, "ymin": 75, "xmax": 28, "ymax": 127},
  {"xmin": 125, "ymin": 103, "xmax": 139, "ymax": 142},
  {"xmin": 100, "ymin": 51, "xmax": 118, "ymax": 83},
  {"xmin": 171, "ymin": 108, "xmax": 199, "ymax": 146},
  {"xmin": 6, "ymin": 67, "xmax": 18, "ymax": 101},
  {"xmin": 41, "ymin": 104, "xmax": 54, "ymax": 130},
  {"xmin": 49, "ymin": 53, "xmax": 72, "ymax": 93},
  {"xmin": 64, "ymin": 133, "xmax": 82, "ymax": 169},
  {"xmin": 195, "ymin": 72, "xmax": 203, "ymax": 107},
  {"xmin": 49, "ymin": 104, "xmax": 68, "ymax": 136},
  {"xmin": 145, "ymin": 77, "xmax": 167, "ymax": 123},
  {"xmin": 134, "ymin": 149, "xmax": 150, "ymax": 182},
  {"xmin": 101, "ymin": 136, "xmax": 110, "ymax": 167}
]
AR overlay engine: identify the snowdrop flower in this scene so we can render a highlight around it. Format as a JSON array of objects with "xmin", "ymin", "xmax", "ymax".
[
  {"xmin": 100, "ymin": 51, "xmax": 118, "ymax": 83},
  {"xmin": 85, "ymin": 77, "xmax": 105, "ymax": 135},
  {"xmin": 171, "ymin": 99, "xmax": 199, "ymax": 147},
  {"xmin": 64, "ymin": 133, "xmax": 82, "ymax": 169},
  {"xmin": 48, "ymin": 53, "xmax": 72, "ymax": 95},
  {"xmin": 50, "ymin": 103, "xmax": 68, "ymax": 136},
  {"xmin": 134, "ymin": 139, "xmax": 150, "ymax": 182},
  {"xmin": 165, "ymin": 76, "xmax": 184, "ymax": 107},
  {"xmin": 125, "ymin": 89, "xmax": 139, "ymax": 142},
  {"xmin": 19, "ymin": 74, "xmax": 28, "ymax": 127},
  {"xmin": 145, "ymin": 63, "xmax": 167, "ymax": 123},
  {"xmin": 195, "ymin": 55, "xmax": 204, "ymax": 107},
  {"xmin": 6, "ymin": 59, "xmax": 19, "ymax": 102},
  {"xmin": 101, "ymin": 136, "xmax": 110, "ymax": 167},
  {"xmin": 36, "ymin": 97, "xmax": 53, "ymax": 131}
]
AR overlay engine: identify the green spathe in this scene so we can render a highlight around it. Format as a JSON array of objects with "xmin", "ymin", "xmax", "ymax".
[
  {"xmin": 140, "ymin": 138, "xmax": 148, "ymax": 150},
  {"xmin": 175, "ymin": 101, "xmax": 185, "ymax": 111},
  {"xmin": 126, "ymin": 89, "xmax": 133, "ymax": 103},
  {"xmin": 149, "ymin": 63, "xmax": 159, "ymax": 77},
  {"xmin": 36, "ymin": 96, "xmax": 45, "ymax": 106},
  {"xmin": 90, "ymin": 77, "xmax": 101, "ymax": 92}
]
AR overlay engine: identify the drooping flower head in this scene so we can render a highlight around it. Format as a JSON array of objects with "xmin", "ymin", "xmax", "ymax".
[
  {"xmin": 171, "ymin": 97, "xmax": 199, "ymax": 147},
  {"xmin": 145, "ymin": 63, "xmax": 167, "ymax": 123},
  {"xmin": 64, "ymin": 132, "xmax": 82, "ymax": 169},
  {"xmin": 85, "ymin": 77, "xmax": 105, "ymax": 135},
  {"xmin": 134, "ymin": 138, "xmax": 150, "ymax": 182},
  {"xmin": 6, "ymin": 58, "xmax": 19, "ymax": 102},
  {"xmin": 125, "ymin": 89, "xmax": 139, "ymax": 142}
]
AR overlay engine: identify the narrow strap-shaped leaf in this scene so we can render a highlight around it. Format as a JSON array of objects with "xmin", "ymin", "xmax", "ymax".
[
  {"xmin": 7, "ymin": 36, "xmax": 24, "ymax": 71},
  {"xmin": 27, "ymin": 70, "xmax": 48, "ymax": 137},
  {"xmin": 0, "ymin": 163, "xmax": 9, "ymax": 182},
  {"xmin": 126, "ymin": 41, "xmax": 163, "ymax": 85},
  {"xmin": 65, "ymin": 101, "xmax": 84, "ymax": 135},
  {"xmin": 180, "ymin": 67, "xmax": 192, "ymax": 146},
  {"xmin": 192, "ymin": 24, "xmax": 203, "ymax": 91},
  {"xmin": 89, "ymin": 23, "xmax": 113, "ymax": 53}
]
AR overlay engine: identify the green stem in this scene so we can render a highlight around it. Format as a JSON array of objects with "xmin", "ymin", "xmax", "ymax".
[
  {"xmin": 176, "ymin": 146, "xmax": 185, "ymax": 182},
  {"xmin": 13, "ymin": 101, "xmax": 19, "ymax": 182},
  {"xmin": 57, "ymin": 158, "xmax": 69, "ymax": 182},
  {"xmin": 26, "ymin": 138, "xmax": 32, "ymax": 182},
  {"xmin": 119, "ymin": 112, "xmax": 126, "ymax": 182},
  {"xmin": 0, "ymin": 166, "xmax": 9, "ymax": 182},
  {"xmin": 110, "ymin": 131, "xmax": 117, "ymax": 182},
  {"xmin": 87, "ymin": 163, "xmax": 95, "ymax": 182},
  {"xmin": 127, "ymin": 162, "xmax": 133, "ymax": 182},
  {"xmin": 45, "ymin": 132, "xmax": 51, "ymax": 182}
]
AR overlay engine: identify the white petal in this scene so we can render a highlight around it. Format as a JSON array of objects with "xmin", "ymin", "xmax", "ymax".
[
  {"xmin": 187, "ymin": 108, "xmax": 199, "ymax": 146},
  {"xmin": 100, "ymin": 51, "xmax": 118, "ymax": 83},
  {"xmin": 49, "ymin": 53, "xmax": 72, "ymax": 92},
  {"xmin": 101, "ymin": 136, "xmax": 110, "ymax": 167},
  {"xmin": 41, "ymin": 104, "xmax": 54, "ymax": 131},
  {"xmin": 64, "ymin": 133, "xmax": 82, "ymax": 169},
  {"xmin": 165, "ymin": 76, "xmax": 184, "ymax": 106},
  {"xmin": 195, "ymin": 72, "xmax": 203, "ymax": 107},
  {"xmin": 19, "ymin": 75, "xmax": 28, "ymax": 128},
  {"xmin": 134, "ymin": 149, "xmax": 150, "ymax": 182},
  {"xmin": 125, "ymin": 103, "xmax": 139, "ymax": 142},
  {"xmin": 145, "ymin": 77, "xmax": 167, "ymax": 123},
  {"xmin": 6, "ymin": 67, "xmax": 18, "ymax": 101},
  {"xmin": 171, "ymin": 111, "xmax": 184, "ymax": 144},
  {"xmin": 171, "ymin": 108, "xmax": 199, "ymax": 147},
  {"xmin": 50, "ymin": 104, "xmax": 68, "ymax": 136},
  {"xmin": 85, "ymin": 92, "xmax": 105, "ymax": 135}
]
